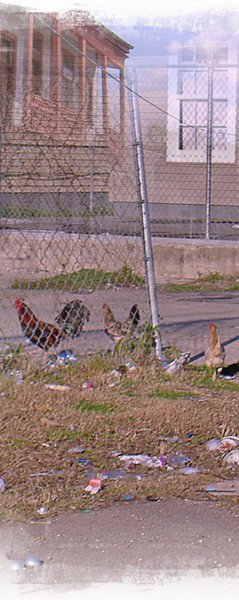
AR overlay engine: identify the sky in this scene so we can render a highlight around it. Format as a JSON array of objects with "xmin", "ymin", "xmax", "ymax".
[{"xmin": 81, "ymin": 3, "xmax": 239, "ymax": 62}]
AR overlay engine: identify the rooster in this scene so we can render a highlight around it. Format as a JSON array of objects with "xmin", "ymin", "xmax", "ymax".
[
  {"xmin": 15, "ymin": 299, "xmax": 63, "ymax": 350},
  {"xmin": 55, "ymin": 300, "xmax": 90, "ymax": 338},
  {"xmin": 204, "ymin": 322, "xmax": 225, "ymax": 378},
  {"xmin": 102, "ymin": 303, "xmax": 140, "ymax": 343}
]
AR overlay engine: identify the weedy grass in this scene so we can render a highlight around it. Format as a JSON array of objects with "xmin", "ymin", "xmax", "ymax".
[
  {"xmin": 11, "ymin": 265, "xmax": 145, "ymax": 292},
  {"xmin": 0, "ymin": 353, "xmax": 239, "ymax": 521},
  {"xmin": 163, "ymin": 272, "xmax": 239, "ymax": 293}
]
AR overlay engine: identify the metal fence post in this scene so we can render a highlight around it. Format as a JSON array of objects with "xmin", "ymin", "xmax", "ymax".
[
  {"xmin": 128, "ymin": 68, "xmax": 163, "ymax": 360},
  {"xmin": 90, "ymin": 146, "xmax": 94, "ymax": 213},
  {"xmin": 206, "ymin": 64, "xmax": 213, "ymax": 239}
]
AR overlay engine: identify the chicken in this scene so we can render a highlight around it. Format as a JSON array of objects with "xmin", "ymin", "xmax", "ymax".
[
  {"xmin": 15, "ymin": 299, "xmax": 63, "ymax": 350},
  {"xmin": 122, "ymin": 304, "xmax": 140, "ymax": 331},
  {"xmin": 102, "ymin": 303, "xmax": 123, "ymax": 343},
  {"xmin": 204, "ymin": 323, "xmax": 225, "ymax": 377},
  {"xmin": 102, "ymin": 303, "xmax": 140, "ymax": 343},
  {"xmin": 55, "ymin": 300, "xmax": 90, "ymax": 338}
]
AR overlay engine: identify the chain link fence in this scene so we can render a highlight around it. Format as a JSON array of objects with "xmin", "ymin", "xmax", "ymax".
[{"xmin": 0, "ymin": 7, "xmax": 238, "ymax": 362}]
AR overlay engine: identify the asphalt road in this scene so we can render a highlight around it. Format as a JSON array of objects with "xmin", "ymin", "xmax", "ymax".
[{"xmin": 1, "ymin": 498, "xmax": 239, "ymax": 599}]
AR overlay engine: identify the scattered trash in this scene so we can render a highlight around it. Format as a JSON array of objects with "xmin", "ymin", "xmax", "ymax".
[
  {"xmin": 81, "ymin": 382, "xmax": 95, "ymax": 390},
  {"xmin": 219, "ymin": 363, "xmax": 239, "ymax": 379},
  {"xmin": 44, "ymin": 350, "xmax": 77, "ymax": 370},
  {"xmin": 45, "ymin": 384, "xmax": 70, "ymax": 391},
  {"xmin": 206, "ymin": 479, "xmax": 239, "ymax": 495},
  {"xmin": 77, "ymin": 459, "xmax": 91, "ymax": 464},
  {"xmin": 164, "ymin": 352, "xmax": 190, "ymax": 374},
  {"xmin": 206, "ymin": 438, "xmax": 222, "ymax": 451},
  {"xmin": 37, "ymin": 507, "xmax": 48, "ymax": 515},
  {"xmin": 85, "ymin": 478, "xmax": 102, "ymax": 494},
  {"xmin": 179, "ymin": 467, "xmax": 199, "ymax": 475},
  {"xmin": 147, "ymin": 495, "xmax": 160, "ymax": 502},
  {"xmin": 184, "ymin": 396, "xmax": 207, "ymax": 402},
  {"xmin": 159, "ymin": 435, "xmax": 179, "ymax": 443},
  {"xmin": 166, "ymin": 451, "xmax": 190, "ymax": 467},
  {"xmin": 14, "ymin": 369, "xmax": 23, "ymax": 384},
  {"xmin": 24, "ymin": 556, "xmax": 43, "ymax": 567},
  {"xmin": 29, "ymin": 472, "xmax": 50, "ymax": 477},
  {"xmin": 124, "ymin": 362, "xmax": 136, "ymax": 372},
  {"xmin": 111, "ymin": 369, "xmax": 122, "ymax": 378},
  {"xmin": 67, "ymin": 446, "xmax": 85, "ymax": 454},
  {"xmin": 87, "ymin": 470, "xmax": 136, "ymax": 481},
  {"xmin": 220, "ymin": 436, "xmax": 239, "ymax": 450},
  {"xmin": 187, "ymin": 432, "xmax": 194, "ymax": 438},
  {"xmin": 0, "ymin": 478, "xmax": 5, "ymax": 492},
  {"xmin": 10, "ymin": 560, "xmax": 26, "ymax": 571},
  {"xmin": 223, "ymin": 450, "xmax": 239, "ymax": 465},
  {"xmin": 119, "ymin": 454, "xmax": 165, "ymax": 468},
  {"xmin": 123, "ymin": 494, "xmax": 134, "ymax": 501},
  {"xmin": 206, "ymin": 436, "xmax": 239, "ymax": 451}
]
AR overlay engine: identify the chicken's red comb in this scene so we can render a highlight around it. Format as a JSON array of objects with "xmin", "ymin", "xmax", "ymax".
[
  {"xmin": 209, "ymin": 323, "xmax": 216, "ymax": 329},
  {"xmin": 14, "ymin": 299, "xmax": 24, "ymax": 310},
  {"xmin": 102, "ymin": 303, "xmax": 106, "ymax": 309}
]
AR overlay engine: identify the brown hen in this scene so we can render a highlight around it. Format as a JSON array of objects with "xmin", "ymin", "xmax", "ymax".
[{"xmin": 204, "ymin": 322, "xmax": 225, "ymax": 378}]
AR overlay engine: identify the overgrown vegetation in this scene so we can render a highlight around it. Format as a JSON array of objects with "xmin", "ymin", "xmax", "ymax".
[
  {"xmin": 11, "ymin": 266, "xmax": 145, "ymax": 291},
  {"xmin": 162, "ymin": 272, "xmax": 239, "ymax": 293},
  {"xmin": 0, "ymin": 346, "xmax": 239, "ymax": 521}
]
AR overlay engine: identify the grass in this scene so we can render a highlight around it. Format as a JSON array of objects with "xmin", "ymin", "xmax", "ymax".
[
  {"xmin": 0, "ymin": 348, "xmax": 239, "ymax": 521},
  {"xmin": 11, "ymin": 266, "xmax": 145, "ymax": 291},
  {"xmin": 163, "ymin": 272, "xmax": 239, "ymax": 293},
  {"xmin": 2, "ymin": 205, "xmax": 113, "ymax": 219}
]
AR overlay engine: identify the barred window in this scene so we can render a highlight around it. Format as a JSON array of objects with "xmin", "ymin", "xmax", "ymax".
[{"xmin": 167, "ymin": 40, "xmax": 237, "ymax": 163}]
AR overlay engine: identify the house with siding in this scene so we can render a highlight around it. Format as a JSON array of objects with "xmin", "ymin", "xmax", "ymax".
[{"xmin": 0, "ymin": 3, "xmax": 132, "ymax": 220}]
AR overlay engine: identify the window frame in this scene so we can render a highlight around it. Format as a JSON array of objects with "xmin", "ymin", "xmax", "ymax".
[
  {"xmin": 32, "ymin": 30, "xmax": 43, "ymax": 96},
  {"xmin": 167, "ymin": 40, "xmax": 237, "ymax": 163},
  {"xmin": 62, "ymin": 47, "xmax": 75, "ymax": 109}
]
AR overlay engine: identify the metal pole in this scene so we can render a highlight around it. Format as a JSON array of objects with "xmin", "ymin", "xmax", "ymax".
[
  {"xmin": 206, "ymin": 64, "xmax": 213, "ymax": 239},
  {"xmin": 0, "ymin": 71, "xmax": 1, "ymax": 232},
  {"xmin": 128, "ymin": 68, "xmax": 162, "ymax": 360},
  {"xmin": 90, "ymin": 146, "xmax": 94, "ymax": 213}
]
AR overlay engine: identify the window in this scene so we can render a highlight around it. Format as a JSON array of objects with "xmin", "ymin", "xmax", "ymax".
[
  {"xmin": 0, "ymin": 31, "xmax": 16, "ymax": 126},
  {"xmin": 33, "ymin": 32, "xmax": 43, "ymax": 96},
  {"xmin": 85, "ymin": 76, "xmax": 93, "ymax": 126},
  {"xmin": 107, "ymin": 66, "xmax": 121, "ymax": 133},
  {"xmin": 167, "ymin": 40, "xmax": 237, "ymax": 163},
  {"xmin": 62, "ymin": 50, "xmax": 74, "ymax": 109}
]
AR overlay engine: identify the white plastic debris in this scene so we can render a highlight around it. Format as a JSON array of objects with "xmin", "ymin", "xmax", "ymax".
[
  {"xmin": 206, "ymin": 437, "xmax": 239, "ymax": 452},
  {"xmin": 67, "ymin": 446, "xmax": 85, "ymax": 454},
  {"xmin": 0, "ymin": 478, "xmax": 5, "ymax": 492},
  {"xmin": 220, "ymin": 436, "xmax": 239, "ymax": 449},
  {"xmin": 37, "ymin": 506, "xmax": 48, "ymax": 515},
  {"xmin": 25, "ymin": 555, "xmax": 43, "ymax": 567},
  {"xmin": 179, "ymin": 467, "xmax": 199, "ymax": 475},
  {"xmin": 206, "ymin": 438, "xmax": 222, "ymax": 451},
  {"xmin": 166, "ymin": 451, "xmax": 190, "ymax": 467},
  {"xmin": 164, "ymin": 352, "xmax": 190, "ymax": 374},
  {"xmin": 119, "ymin": 454, "xmax": 165, "ymax": 468},
  {"xmin": 10, "ymin": 560, "xmax": 26, "ymax": 571},
  {"xmin": 223, "ymin": 450, "xmax": 239, "ymax": 465}
]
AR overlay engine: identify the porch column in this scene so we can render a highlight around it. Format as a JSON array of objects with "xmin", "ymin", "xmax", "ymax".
[
  {"xmin": 120, "ymin": 68, "xmax": 125, "ymax": 137},
  {"xmin": 51, "ymin": 21, "xmax": 62, "ymax": 125},
  {"xmin": 26, "ymin": 13, "xmax": 34, "ymax": 125},
  {"xmin": 101, "ymin": 54, "xmax": 108, "ymax": 139},
  {"xmin": 79, "ymin": 37, "xmax": 86, "ymax": 138}
]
